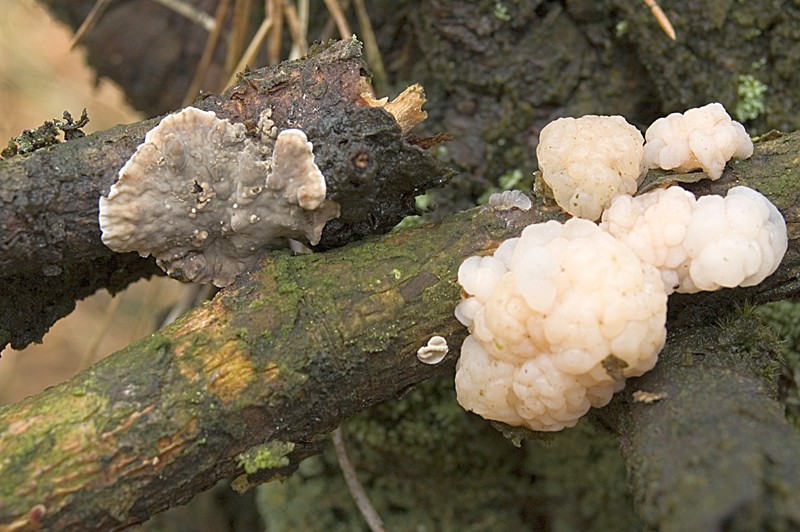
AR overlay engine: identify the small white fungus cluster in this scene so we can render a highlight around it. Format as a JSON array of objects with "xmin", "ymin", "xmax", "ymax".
[
  {"xmin": 601, "ymin": 185, "xmax": 788, "ymax": 294},
  {"xmin": 454, "ymin": 218, "xmax": 667, "ymax": 431},
  {"xmin": 643, "ymin": 102, "xmax": 753, "ymax": 179},
  {"xmin": 537, "ymin": 115, "xmax": 645, "ymax": 221}
]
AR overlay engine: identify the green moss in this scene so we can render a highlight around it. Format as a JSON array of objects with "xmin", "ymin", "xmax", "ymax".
[
  {"xmin": 735, "ymin": 74, "xmax": 768, "ymax": 122},
  {"xmin": 248, "ymin": 299, "xmax": 267, "ymax": 310},
  {"xmin": 238, "ymin": 441, "xmax": 295, "ymax": 475},
  {"xmin": 493, "ymin": 1, "xmax": 511, "ymax": 21},
  {"xmin": 525, "ymin": 420, "xmax": 640, "ymax": 531}
]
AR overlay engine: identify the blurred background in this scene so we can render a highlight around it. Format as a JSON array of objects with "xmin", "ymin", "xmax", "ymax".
[{"xmin": 0, "ymin": 0, "xmax": 189, "ymax": 405}]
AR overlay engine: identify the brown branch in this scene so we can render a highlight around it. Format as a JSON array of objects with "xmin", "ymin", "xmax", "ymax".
[{"xmin": 0, "ymin": 38, "xmax": 449, "ymax": 349}]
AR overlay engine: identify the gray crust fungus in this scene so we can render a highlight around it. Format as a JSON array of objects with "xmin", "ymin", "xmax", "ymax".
[{"xmin": 99, "ymin": 107, "xmax": 340, "ymax": 287}]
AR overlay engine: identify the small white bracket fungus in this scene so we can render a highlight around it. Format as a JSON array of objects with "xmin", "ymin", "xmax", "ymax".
[
  {"xmin": 643, "ymin": 102, "xmax": 753, "ymax": 180},
  {"xmin": 536, "ymin": 115, "xmax": 645, "ymax": 221},
  {"xmin": 600, "ymin": 185, "xmax": 787, "ymax": 294},
  {"xmin": 454, "ymin": 218, "xmax": 668, "ymax": 431},
  {"xmin": 416, "ymin": 335, "xmax": 449, "ymax": 364},
  {"xmin": 99, "ymin": 107, "xmax": 340, "ymax": 287}
]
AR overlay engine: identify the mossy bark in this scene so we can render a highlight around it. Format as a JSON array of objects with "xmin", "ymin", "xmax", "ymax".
[
  {"xmin": 0, "ymin": 202, "xmax": 546, "ymax": 531},
  {"xmin": 605, "ymin": 303, "xmax": 800, "ymax": 530},
  {"xmin": 1, "ymin": 130, "xmax": 800, "ymax": 529}
]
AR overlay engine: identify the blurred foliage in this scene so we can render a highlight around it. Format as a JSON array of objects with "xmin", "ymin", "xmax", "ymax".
[
  {"xmin": 757, "ymin": 300, "xmax": 800, "ymax": 427},
  {"xmin": 256, "ymin": 377, "xmax": 641, "ymax": 531}
]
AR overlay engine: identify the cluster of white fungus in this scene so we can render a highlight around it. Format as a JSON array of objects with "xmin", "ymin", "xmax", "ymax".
[
  {"xmin": 536, "ymin": 115, "xmax": 645, "ymax": 221},
  {"xmin": 454, "ymin": 218, "xmax": 668, "ymax": 431},
  {"xmin": 643, "ymin": 102, "xmax": 753, "ymax": 179},
  {"xmin": 601, "ymin": 185, "xmax": 787, "ymax": 294},
  {"xmin": 455, "ymin": 102, "xmax": 789, "ymax": 432}
]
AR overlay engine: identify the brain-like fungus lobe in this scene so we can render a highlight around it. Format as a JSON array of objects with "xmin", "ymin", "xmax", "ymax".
[
  {"xmin": 643, "ymin": 102, "xmax": 753, "ymax": 179},
  {"xmin": 601, "ymin": 185, "xmax": 788, "ymax": 294},
  {"xmin": 454, "ymin": 218, "xmax": 668, "ymax": 431},
  {"xmin": 99, "ymin": 107, "xmax": 340, "ymax": 287},
  {"xmin": 536, "ymin": 115, "xmax": 645, "ymax": 221}
]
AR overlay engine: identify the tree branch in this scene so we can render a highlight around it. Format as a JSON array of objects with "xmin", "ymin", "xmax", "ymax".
[
  {"xmin": 0, "ymin": 38, "xmax": 449, "ymax": 350},
  {"xmin": 0, "ymin": 200, "xmax": 542, "ymax": 530},
  {"xmin": 1, "ymin": 128, "xmax": 800, "ymax": 528}
]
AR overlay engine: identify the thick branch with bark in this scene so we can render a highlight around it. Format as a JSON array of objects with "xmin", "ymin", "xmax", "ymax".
[
  {"xmin": 0, "ymin": 200, "xmax": 544, "ymax": 531},
  {"xmin": 0, "ymin": 38, "xmax": 450, "ymax": 350},
  {"xmin": 1, "ymin": 130, "xmax": 800, "ymax": 530}
]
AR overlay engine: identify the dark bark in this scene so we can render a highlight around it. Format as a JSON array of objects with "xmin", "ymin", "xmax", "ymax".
[
  {"xmin": 41, "ymin": 0, "xmax": 225, "ymax": 116},
  {"xmin": 39, "ymin": 1, "xmax": 800, "ymax": 209},
  {"xmin": 0, "ymin": 39, "xmax": 451, "ymax": 349}
]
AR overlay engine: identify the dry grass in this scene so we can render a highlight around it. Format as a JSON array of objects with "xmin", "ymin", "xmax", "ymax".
[{"xmin": 0, "ymin": 1, "xmax": 190, "ymax": 405}]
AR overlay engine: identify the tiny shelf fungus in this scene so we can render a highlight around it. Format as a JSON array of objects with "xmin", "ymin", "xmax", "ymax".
[{"xmin": 455, "ymin": 102, "xmax": 788, "ymax": 432}]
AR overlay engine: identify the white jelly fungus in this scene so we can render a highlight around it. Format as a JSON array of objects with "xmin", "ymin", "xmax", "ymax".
[
  {"xmin": 417, "ymin": 335, "xmax": 450, "ymax": 364},
  {"xmin": 600, "ymin": 185, "xmax": 787, "ymax": 294},
  {"xmin": 455, "ymin": 104, "xmax": 786, "ymax": 432},
  {"xmin": 643, "ymin": 102, "xmax": 753, "ymax": 179},
  {"xmin": 536, "ymin": 115, "xmax": 645, "ymax": 221},
  {"xmin": 99, "ymin": 107, "xmax": 340, "ymax": 287},
  {"xmin": 487, "ymin": 190, "xmax": 533, "ymax": 211},
  {"xmin": 454, "ymin": 218, "xmax": 668, "ymax": 431}
]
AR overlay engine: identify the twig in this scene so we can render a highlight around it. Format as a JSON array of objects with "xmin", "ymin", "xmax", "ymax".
[
  {"xmin": 282, "ymin": 0, "xmax": 308, "ymax": 58},
  {"xmin": 267, "ymin": 0, "xmax": 284, "ymax": 65},
  {"xmin": 289, "ymin": 0, "xmax": 309, "ymax": 59},
  {"xmin": 332, "ymin": 427, "xmax": 387, "ymax": 532},
  {"xmin": 353, "ymin": 0, "xmax": 387, "ymax": 95},
  {"xmin": 150, "ymin": 0, "xmax": 217, "ymax": 32},
  {"xmin": 225, "ymin": 0, "xmax": 253, "ymax": 74},
  {"xmin": 643, "ymin": 0, "xmax": 676, "ymax": 40},
  {"xmin": 183, "ymin": 0, "xmax": 233, "ymax": 106},
  {"xmin": 318, "ymin": 0, "xmax": 350, "ymax": 41},
  {"xmin": 76, "ymin": 291, "xmax": 124, "ymax": 370},
  {"xmin": 322, "ymin": 0, "xmax": 352, "ymax": 39},
  {"xmin": 225, "ymin": 15, "xmax": 274, "ymax": 89},
  {"xmin": 69, "ymin": 0, "xmax": 113, "ymax": 49}
]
